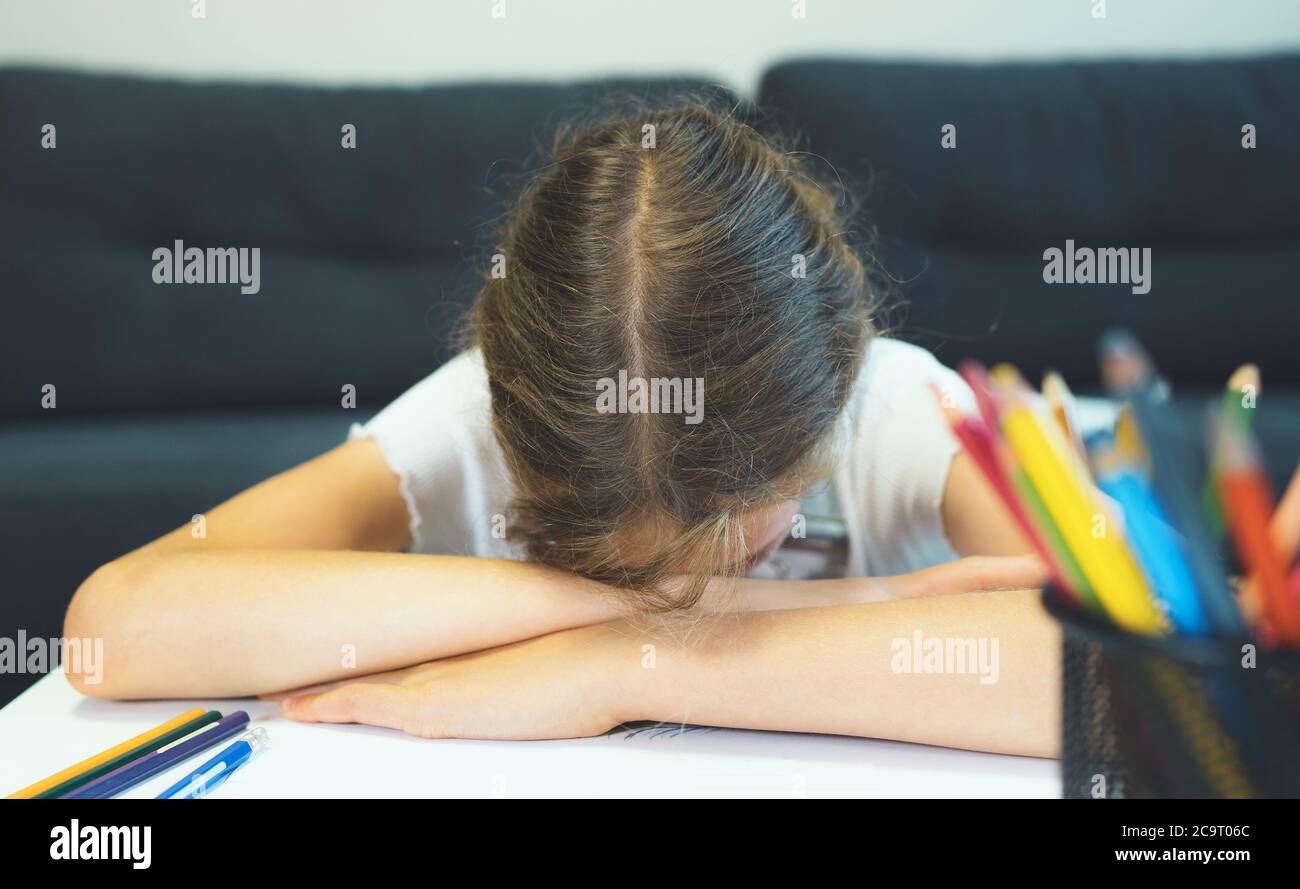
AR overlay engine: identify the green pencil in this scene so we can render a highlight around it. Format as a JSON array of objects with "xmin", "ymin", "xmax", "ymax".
[
  {"xmin": 1012, "ymin": 468, "xmax": 1100, "ymax": 613},
  {"xmin": 1202, "ymin": 365, "xmax": 1259, "ymax": 540},
  {"xmin": 36, "ymin": 709, "xmax": 222, "ymax": 799}
]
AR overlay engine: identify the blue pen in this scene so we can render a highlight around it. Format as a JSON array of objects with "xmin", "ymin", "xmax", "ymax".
[
  {"xmin": 68, "ymin": 711, "xmax": 251, "ymax": 799},
  {"xmin": 156, "ymin": 727, "xmax": 269, "ymax": 799}
]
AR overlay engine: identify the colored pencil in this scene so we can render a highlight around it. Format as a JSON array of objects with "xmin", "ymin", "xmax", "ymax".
[
  {"xmin": 1099, "ymin": 331, "xmax": 1244, "ymax": 636},
  {"xmin": 1092, "ymin": 444, "xmax": 1210, "ymax": 635},
  {"xmin": 1043, "ymin": 370, "xmax": 1088, "ymax": 470},
  {"xmin": 932, "ymin": 385, "xmax": 1092, "ymax": 603},
  {"xmin": 952, "ymin": 337, "xmax": 1296, "ymax": 654},
  {"xmin": 989, "ymin": 365, "xmax": 1110, "ymax": 604},
  {"xmin": 983, "ymin": 365, "xmax": 1105, "ymax": 607},
  {"xmin": 66, "ymin": 711, "xmax": 251, "ymax": 799},
  {"xmin": 7, "ymin": 708, "xmax": 206, "ymax": 799},
  {"xmin": 1008, "ymin": 465, "xmax": 1099, "ymax": 611},
  {"xmin": 1203, "ymin": 365, "xmax": 1260, "ymax": 539},
  {"xmin": 36, "ymin": 709, "xmax": 222, "ymax": 799},
  {"xmin": 932, "ymin": 386, "xmax": 1020, "ymax": 522},
  {"xmin": 998, "ymin": 386, "xmax": 1166, "ymax": 634},
  {"xmin": 958, "ymin": 361, "xmax": 1003, "ymax": 433},
  {"xmin": 1113, "ymin": 405, "xmax": 1148, "ymax": 467},
  {"xmin": 1214, "ymin": 415, "xmax": 1300, "ymax": 646}
]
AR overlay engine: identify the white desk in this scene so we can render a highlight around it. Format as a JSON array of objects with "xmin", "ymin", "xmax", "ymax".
[{"xmin": 1, "ymin": 672, "xmax": 1059, "ymax": 798}]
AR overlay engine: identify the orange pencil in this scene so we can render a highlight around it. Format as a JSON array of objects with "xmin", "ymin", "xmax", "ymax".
[
  {"xmin": 1215, "ymin": 417, "xmax": 1300, "ymax": 646},
  {"xmin": 7, "ymin": 708, "xmax": 206, "ymax": 799},
  {"xmin": 1043, "ymin": 371, "xmax": 1088, "ymax": 469}
]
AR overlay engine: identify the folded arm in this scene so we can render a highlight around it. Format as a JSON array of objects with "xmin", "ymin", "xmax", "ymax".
[
  {"xmin": 278, "ymin": 581, "xmax": 1061, "ymax": 757},
  {"xmin": 622, "ymin": 588, "xmax": 1060, "ymax": 756},
  {"xmin": 65, "ymin": 438, "xmax": 930, "ymax": 699},
  {"xmin": 64, "ymin": 439, "xmax": 640, "ymax": 699}
]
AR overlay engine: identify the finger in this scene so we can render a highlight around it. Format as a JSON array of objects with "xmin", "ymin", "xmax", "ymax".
[
  {"xmin": 279, "ymin": 682, "xmax": 417, "ymax": 732},
  {"xmin": 918, "ymin": 555, "xmax": 1049, "ymax": 595},
  {"xmin": 888, "ymin": 554, "xmax": 1050, "ymax": 599},
  {"xmin": 262, "ymin": 680, "xmax": 352, "ymax": 701},
  {"xmin": 907, "ymin": 555, "xmax": 1050, "ymax": 597},
  {"xmin": 260, "ymin": 664, "xmax": 429, "ymax": 701},
  {"xmin": 1270, "ymin": 462, "xmax": 1300, "ymax": 563}
]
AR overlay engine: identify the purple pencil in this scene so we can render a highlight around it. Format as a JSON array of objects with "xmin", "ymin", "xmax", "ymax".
[{"xmin": 66, "ymin": 711, "xmax": 251, "ymax": 799}]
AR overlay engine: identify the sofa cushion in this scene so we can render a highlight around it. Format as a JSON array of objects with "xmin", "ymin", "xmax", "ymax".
[
  {"xmin": 757, "ymin": 56, "xmax": 1300, "ymax": 388},
  {"xmin": 0, "ymin": 69, "xmax": 731, "ymax": 419},
  {"xmin": 0, "ymin": 408, "xmax": 361, "ymax": 702}
]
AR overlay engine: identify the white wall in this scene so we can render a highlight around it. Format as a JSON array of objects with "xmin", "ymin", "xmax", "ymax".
[{"xmin": 2, "ymin": 0, "xmax": 1297, "ymax": 95}]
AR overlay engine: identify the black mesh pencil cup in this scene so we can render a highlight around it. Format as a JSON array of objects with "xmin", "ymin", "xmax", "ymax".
[{"xmin": 1043, "ymin": 587, "xmax": 1300, "ymax": 799}]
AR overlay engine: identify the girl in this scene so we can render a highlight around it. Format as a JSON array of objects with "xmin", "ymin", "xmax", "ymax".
[{"xmin": 66, "ymin": 99, "xmax": 1064, "ymax": 756}]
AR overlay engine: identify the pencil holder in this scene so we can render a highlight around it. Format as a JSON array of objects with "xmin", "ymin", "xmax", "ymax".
[{"xmin": 1043, "ymin": 587, "xmax": 1300, "ymax": 799}]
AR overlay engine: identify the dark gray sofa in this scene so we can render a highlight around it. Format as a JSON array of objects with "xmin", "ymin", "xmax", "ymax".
[{"xmin": 2, "ymin": 57, "xmax": 1297, "ymax": 705}]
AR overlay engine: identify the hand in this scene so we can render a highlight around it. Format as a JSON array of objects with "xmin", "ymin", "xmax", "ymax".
[
  {"xmin": 868, "ymin": 553, "xmax": 1050, "ymax": 600},
  {"xmin": 1270, "ymin": 462, "xmax": 1300, "ymax": 561},
  {"xmin": 272, "ymin": 624, "xmax": 629, "ymax": 740},
  {"xmin": 271, "ymin": 555, "xmax": 1047, "ymax": 741},
  {"xmin": 706, "ymin": 554, "xmax": 1048, "ymax": 611}
]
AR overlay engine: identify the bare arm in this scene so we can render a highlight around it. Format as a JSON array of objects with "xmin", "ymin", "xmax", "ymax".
[
  {"xmin": 623, "ymin": 588, "xmax": 1060, "ymax": 756},
  {"xmin": 65, "ymin": 438, "xmax": 944, "ymax": 699},
  {"xmin": 278, "ymin": 566, "xmax": 1060, "ymax": 757},
  {"xmin": 68, "ymin": 548, "xmax": 633, "ymax": 699},
  {"xmin": 941, "ymin": 452, "xmax": 1035, "ymax": 558},
  {"xmin": 65, "ymin": 438, "xmax": 624, "ymax": 698}
]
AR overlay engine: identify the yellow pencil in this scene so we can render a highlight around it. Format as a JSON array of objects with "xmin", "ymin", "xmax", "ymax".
[
  {"xmin": 1114, "ymin": 404, "xmax": 1149, "ymax": 467},
  {"xmin": 1000, "ymin": 400, "xmax": 1167, "ymax": 635},
  {"xmin": 7, "ymin": 708, "xmax": 205, "ymax": 799},
  {"xmin": 1043, "ymin": 371, "xmax": 1089, "ymax": 472}
]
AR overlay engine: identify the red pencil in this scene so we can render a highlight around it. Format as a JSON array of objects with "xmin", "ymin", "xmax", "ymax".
[
  {"xmin": 958, "ymin": 361, "xmax": 1002, "ymax": 432},
  {"xmin": 930, "ymin": 386, "xmax": 1075, "ymax": 596}
]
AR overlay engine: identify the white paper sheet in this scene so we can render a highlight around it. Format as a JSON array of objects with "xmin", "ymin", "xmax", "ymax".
[{"xmin": 1, "ymin": 672, "xmax": 1058, "ymax": 798}]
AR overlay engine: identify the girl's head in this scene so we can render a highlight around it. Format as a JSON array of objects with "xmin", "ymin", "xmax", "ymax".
[{"xmin": 470, "ymin": 97, "xmax": 876, "ymax": 610}]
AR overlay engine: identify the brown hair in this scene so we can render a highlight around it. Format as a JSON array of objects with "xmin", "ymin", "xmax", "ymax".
[{"xmin": 468, "ymin": 97, "xmax": 876, "ymax": 611}]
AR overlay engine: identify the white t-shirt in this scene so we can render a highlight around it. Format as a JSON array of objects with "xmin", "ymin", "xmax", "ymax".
[{"xmin": 351, "ymin": 337, "xmax": 975, "ymax": 581}]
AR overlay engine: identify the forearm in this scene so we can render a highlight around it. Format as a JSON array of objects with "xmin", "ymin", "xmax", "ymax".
[
  {"xmin": 65, "ymin": 549, "xmax": 622, "ymax": 699},
  {"xmin": 613, "ymin": 588, "xmax": 1061, "ymax": 757},
  {"xmin": 66, "ymin": 540, "xmax": 892, "ymax": 700}
]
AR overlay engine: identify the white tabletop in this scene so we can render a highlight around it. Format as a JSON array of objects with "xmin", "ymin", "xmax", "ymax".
[{"xmin": 1, "ymin": 671, "xmax": 1059, "ymax": 798}]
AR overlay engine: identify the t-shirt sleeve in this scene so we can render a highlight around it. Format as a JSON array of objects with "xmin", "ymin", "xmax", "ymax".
[
  {"xmin": 348, "ymin": 350, "xmax": 514, "ymax": 557},
  {"xmin": 837, "ymin": 338, "xmax": 977, "ymax": 577}
]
